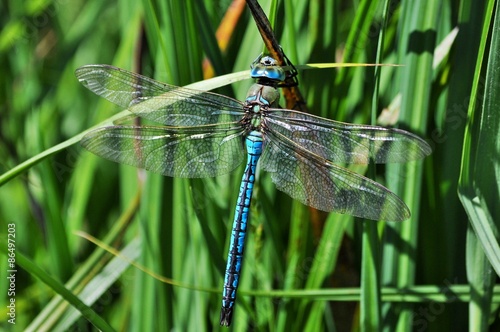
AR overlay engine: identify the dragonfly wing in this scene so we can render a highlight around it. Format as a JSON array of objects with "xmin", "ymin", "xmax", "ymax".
[
  {"xmin": 127, "ymin": 88, "xmax": 245, "ymax": 127},
  {"xmin": 81, "ymin": 125, "xmax": 246, "ymax": 178},
  {"xmin": 261, "ymin": 131, "xmax": 411, "ymax": 221},
  {"xmin": 76, "ymin": 65, "xmax": 245, "ymax": 126},
  {"xmin": 76, "ymin": 65, "xmax": 170, "ymax": 108},
  {"xmin": 265, "ymin": 109, "xmax": 431, "ymax": 164}
]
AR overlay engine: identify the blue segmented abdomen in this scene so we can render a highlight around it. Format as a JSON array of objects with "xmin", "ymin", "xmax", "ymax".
[{"xmin": 220, "ymin": 131, "xmax": 263, "ymax": 327}]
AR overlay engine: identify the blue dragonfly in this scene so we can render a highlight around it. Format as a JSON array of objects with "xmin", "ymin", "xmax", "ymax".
[{"xmin": 75, "ymin": 56, "xmax": 431, "ymax": 326}]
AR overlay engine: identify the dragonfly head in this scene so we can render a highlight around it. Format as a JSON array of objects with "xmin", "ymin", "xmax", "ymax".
[{"xmin": 250, "ymin": 55, "xmax": 286, "ymax": 86}]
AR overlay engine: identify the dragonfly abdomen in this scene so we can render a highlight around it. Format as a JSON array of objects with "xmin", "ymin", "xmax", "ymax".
[{"xmin": 220, "ymin": 131, "xmax": 263, "ymax": 326}]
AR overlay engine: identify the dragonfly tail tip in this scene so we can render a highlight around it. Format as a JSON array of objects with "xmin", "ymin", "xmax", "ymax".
[{"xmin": 220, "ymin": 307, "xmax": 233, "ymax": 327}]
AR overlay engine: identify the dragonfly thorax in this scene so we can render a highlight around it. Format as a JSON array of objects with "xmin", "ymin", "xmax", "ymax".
[
  {"xmin": 243, "ymin": 83, "xmax": 280, "ymax": 130},
  {"xmin": 245, "ymin": 83, "xmax": 280, "ymax": 107}
]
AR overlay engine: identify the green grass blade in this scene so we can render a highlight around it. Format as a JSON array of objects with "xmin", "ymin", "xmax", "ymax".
[
  {"xmin": 54, "ymin": 239, "xmax": 142, "ymax": 330},
  {"xmin": 360, "ymin": 1, "xmax": 392, "ymax": 329},
  {"xmin": 360, "ymin": 220, "xmax": 381, "ymax": 330},
  {"xmin": 458, "ymin": 0, "xmax": 499, "ymax": 330},
  {"xmin": 301, "ymin": 213, "xmax": 350, "ymax": 327},
  {"xmin": 0, "ymin": 240, "xmax": 114, "ymax": 332},
  {"xmin": 382, "ymin": 1, "xmax": 440, "ymax": 330},
  {"xmin": 458, "ymin": 0, "xmax": 500, "ymax": 275},
  {"xmin": 26, "ymin": 192, "xmax": 140, "ymax": 331}
]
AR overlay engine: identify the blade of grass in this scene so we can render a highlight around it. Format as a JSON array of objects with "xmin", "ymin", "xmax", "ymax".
[
  {"xmin": 0, "ymin": 241, "xmax": 114, "ymax": 332},
  {"xmin": 382, "ymin": 1, "xmax": 439, "ymax": 330},
  {"xmin": 360, "ymin": 1, "xmax": 392, "ymax": 330},
  {"xmin": 35, "ymin": 134, "xmax": 73, "ymax": 282},
  {"xmin": 245, "ymin": 284, "xmax": 500, "ymax": 302},
  {"xmin": 458, "ymin": 0, "xmax": 499, "ymax": 276},
  {"xmin": 300, "ymin": 213, "xmax": 351, "ymax": 327},
  {"xmin": 458, "ymin": 0, "xmax": 499, "ymax": 330},
  {"xmin": 54, "ymin": 238, "xmax": 142, "ymax": 330},
  {"xmin": 276, "ymin": 201, "xmax": 310, "ymax": 329},
  {"xmin": 26, "ymin": 191, "xmax": 141, "ymax": 331},
  {"xmin": 131, "ymin": 173, "xmax": 168, "ymax": 330},
  {"xmin": 334, "ymin": 0, "xmax": 378, "ymax": 122}
]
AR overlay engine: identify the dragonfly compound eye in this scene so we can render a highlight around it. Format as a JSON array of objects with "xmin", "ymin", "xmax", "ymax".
[
  {"xmin": 250, "ymin": 56, "xmax": 285, "ymax": 82},
  {"xmin": 260, "ymin": 56, "xmax": 278, "ymax": 66}
]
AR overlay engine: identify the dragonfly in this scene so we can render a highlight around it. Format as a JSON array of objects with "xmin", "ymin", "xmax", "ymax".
[{"xmin": 75, "ymin": 56, "xmax": 431, "ymax": 326}]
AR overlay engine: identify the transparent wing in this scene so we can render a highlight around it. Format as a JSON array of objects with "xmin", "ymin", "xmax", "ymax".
[
  {"xmin": 75, "ymin": 65, "xmax": 245, "ymax": 126},
  {"xmin": 261, "ymin": 130, "xmax": 411, "ymax": 221},
  {"xmin": 81, "ymin": 125, "xmax": 246, "ymax": 178},
  {"xmin": 265, "ymin": 109, "xmax": 431, "ymax": 164}
]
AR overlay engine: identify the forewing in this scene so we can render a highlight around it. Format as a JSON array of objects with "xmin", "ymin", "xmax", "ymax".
[
  {"xmin": 81, "ymin": 125, "xmax": 246, "ymax": 178},
  {"xmin": 127, "ymin": 86, "xmax": 245, "ymax": 127},
  {"xmin": 265, "ymin": 109, "xmax": 431, "ymax": 164},
  {"xmin": 260, "ymin": 131, "xmax": 411, "ymax": 221},
  {"xmin": 75, "ymin": 65, "xmax": 244, "ymax": 126},
  {"xmin": 76, "ymin": 65, "xmax": 172, "ymax": 107}
]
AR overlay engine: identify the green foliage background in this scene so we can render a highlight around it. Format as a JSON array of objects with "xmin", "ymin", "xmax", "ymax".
[{"xmin": 1, "ymin": 0, "xmax": 499, "ymax": 331}]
